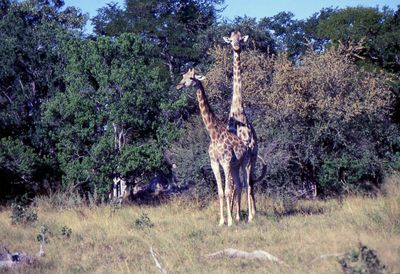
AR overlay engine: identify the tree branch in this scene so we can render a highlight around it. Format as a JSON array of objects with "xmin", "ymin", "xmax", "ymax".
[
  {"xmin": 150, "ymin": 247, "xmax": 168, "ymax": 274},
  {"xmin": 202, "ymin": 248, "xmax": 288, "ymax": 266}
]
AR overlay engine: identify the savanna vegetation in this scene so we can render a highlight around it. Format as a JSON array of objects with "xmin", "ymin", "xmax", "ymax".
[
  {"xmin": 1, "ymin": 175, "xmax": 399, "ymax": 273},
  {"xmin": 1, "ymin": 0, "xmax": 400, "ymax": 272}
]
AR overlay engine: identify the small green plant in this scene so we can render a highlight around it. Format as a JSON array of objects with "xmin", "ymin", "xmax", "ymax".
[
  {"xmin": 338, "ymin": 243, "xmax": 387, "ymax": 274},
  {"xmin": 134, "ymin": 213, "xmax": 154, "ymax": 229},
  {"xmin": 37, "ymin": 224, "xmax": 51, "ymax": 244},
  {"xmin": 61, "ymin": 225, "xmax": 72, "ymax": 238},
  {"xmin": 109, "ymin": 197, "xmax": 122, "ymax": 217},
  {"xmin": 188, "ymin": 229, "xmax": 205, "ymax": 243},
  {"xmin": 10, "ymin": 203, "xmax": 38, "ymax": 225}
]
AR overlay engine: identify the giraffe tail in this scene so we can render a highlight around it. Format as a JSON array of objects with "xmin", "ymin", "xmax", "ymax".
[{"xmin": 252, "ymin": 155, "xmax": 267, "ymax": 183}]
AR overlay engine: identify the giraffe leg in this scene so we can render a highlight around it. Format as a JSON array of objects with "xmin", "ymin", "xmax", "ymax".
[
  {"xmin": 249, "ymin": 166, "xmax": 256, "ymax": 219},
  {"xmin": 222, "ymin": 164, "xmax": 234, "ymax": 226},
  {"xmin": 249, "ymin": 154, "xmax": 258, "ymax": 219},
  {"xmin": 211, "ymin": 160, "xmax": 224, "ymax": 226},
  {"xmin": 243, "ymin": 160, "xmax": 253, "ymax": 222},
  {"xmin": 230, "ymin": 182, "xmax": 236, "ymax": 214},
  {"xmin": 231, "ymin": 166, "xmax": 241, "ymax": 222}
]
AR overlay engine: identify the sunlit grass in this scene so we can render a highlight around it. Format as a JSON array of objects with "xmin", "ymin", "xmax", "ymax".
[{"xmin": 1, "ymin": 176, "xmax": 399, "ymax": 273}]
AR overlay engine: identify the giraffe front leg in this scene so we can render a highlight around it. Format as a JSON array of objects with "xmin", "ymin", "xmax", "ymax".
[
  {"xmin": 223, "ymin": 164, "xmax": 234, "ymax": 226},
  {"xmin": 211, "ymin": 160, "xmax": 224, "ymax": 226}
]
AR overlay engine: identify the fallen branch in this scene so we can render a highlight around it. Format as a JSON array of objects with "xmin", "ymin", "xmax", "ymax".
[
  {"xmin": 0, "ymin": 247, "xmax": 34, "ymax": 268},
  {"xmin": 150, "ymin": 247, "xmax": 168, "ymax": 274},
  {"xmin": 202, "ymin": 248, "xmax": 288, "ymax": 266},
  {"xmin": 309, "ymin": 252, "xmax": 346, "ymax": 265},
  {"xmin": 0, "ymin": 243, "xmax": 45, "ymax": 269}
]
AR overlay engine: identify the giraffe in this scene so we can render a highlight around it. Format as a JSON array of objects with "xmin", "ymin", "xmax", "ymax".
[
  {"xmin": 223, "ymin": 31, "xmax": 261, "ymax": 221},
  {"xmin": 176, "ymin": 68, "xmax": 251, "ymax": 226}
]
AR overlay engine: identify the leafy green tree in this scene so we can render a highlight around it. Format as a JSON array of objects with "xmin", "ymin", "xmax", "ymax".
[
  {"xmin": 41, "ymin": 33, "xmax": 174, "ymax": 195},
  {"xmin": 0, "ymin": 0, "xmax": 86, "ymax": 199},
  {"xmin": 317, "ymin": 6, "xmax": 400, "ymax": 72},
  {"xmin": 92, "ymin": 0, "xmax": 224, "ymax": 79},
  {"xmin": 259, "ymin": 8, "xmax": 337, "ymax": 60}
]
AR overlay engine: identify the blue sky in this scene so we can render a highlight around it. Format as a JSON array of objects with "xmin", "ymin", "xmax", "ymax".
[{"xmin": 64, "ymin": 0, "xmax": 399, "ymax": 33}]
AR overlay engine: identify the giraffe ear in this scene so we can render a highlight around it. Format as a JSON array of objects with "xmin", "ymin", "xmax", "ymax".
[
  {"xmin": 223, "ymin": 36, "xmax": 231, "ymax": 43},
  {"xmin": 195, "ymin": 75, "xmax": 206, "ymax": 81},
  {"xmin": 241, "ymin": 35, "xmax": 249, "ymax": 43}
]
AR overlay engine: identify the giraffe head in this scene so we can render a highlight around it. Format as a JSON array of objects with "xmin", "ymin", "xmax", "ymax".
[
  {"xmin": 176, "ymin": 68, "xmax": 205, "ymax": 90},
  {"xmin": 223, "ymin": 31, "xmax": 249, "ymax": 52}
]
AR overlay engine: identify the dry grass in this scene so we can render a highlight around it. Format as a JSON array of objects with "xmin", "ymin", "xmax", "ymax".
[{"xmin": 1, "ymin": 177, "xmax": 400, "ymax": 273}]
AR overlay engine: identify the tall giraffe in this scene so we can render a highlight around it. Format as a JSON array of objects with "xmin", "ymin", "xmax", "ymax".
[
  {"xmin": 176, "ymin": 68, "xmax": 251, "ymax": 226},
  {"xmin": 223, "ymin": 31, "xmax": 259, "ymax": 221}
]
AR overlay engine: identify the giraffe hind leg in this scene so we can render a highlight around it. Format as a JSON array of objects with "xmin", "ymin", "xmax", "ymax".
[{"xmin": 231, "ymin": 166, "xmax": 241, "ymax": 222}]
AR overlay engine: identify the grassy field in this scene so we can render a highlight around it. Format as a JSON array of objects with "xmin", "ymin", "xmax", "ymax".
[{"xmin": 1, "ymin": 177, "xmax": 399, "ymax": 274}]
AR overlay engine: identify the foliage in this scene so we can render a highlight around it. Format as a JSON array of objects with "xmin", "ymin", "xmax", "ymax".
[
  {"xmin": 317, "ymin": 6, "xmax": 400, "ymax": 73},
  {"xmin": 61, "ymin": 225, "xmax": 72, "ymax": 239},
  {"xmin": 169, "ymin": 115, "xmax": 217, "ymax": 204},
  {"xmin": 92, "ymin": 0, "xmax": 224, "ymax": 77},
  {"xmin": 0, "ymin": 0, "xmax": 86, "ymax": 199},
  {"xmin": 0, "ymin": 0, "xmax": 399, "ymax": 201},
  {"xmin": 133, "ymin": 212, "xmax": 154, "ymax": 229},
  {"xmin": 10, "ymin": 203, "xmax": 38, "ymax": 225},
  {"xmin": 338, "ymin": 243, "xmax": 387, "ymax": 274},
  {"xmin": 0, "ymin": 138, "xmax": 38, "ymax": 200},
  {"xmin": 36, "ymin": 224, "xmax": 51, "ymax": 244},
  {"xmin": 41, "ymin": 33, "xmax": 173, "ymax": 196},
  {"xmin": 202, "ymin": 45, "xmax": 396, "ymax": 196}
]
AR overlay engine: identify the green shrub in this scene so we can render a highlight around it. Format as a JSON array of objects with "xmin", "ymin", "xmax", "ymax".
[
  {"xmin": 133, "ymin": 213, "xmax": 154, "ymax": 230},
  {"xmin": 37, "ymin": 224, "xmax": 51, "ymax": 244},
  {"xmin": 10, "ymin": 203, "xmax": 38, "ymax": 225},
  {"xmin": 338, "ymin": 243, "xmax": 387, "ymax": 274},
  {"xmin": 61, "ymin": 225, "xmax": 73, "ymax": 239}
]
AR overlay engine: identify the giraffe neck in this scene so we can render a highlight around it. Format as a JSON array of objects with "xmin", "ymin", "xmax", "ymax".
[
  {"xmin": 230, "ymin": 50, "xmax": 247, "ymax": 124},
  {"xmin": 195, "ymin": 81, "xmax": 220, "ymax": 141}
]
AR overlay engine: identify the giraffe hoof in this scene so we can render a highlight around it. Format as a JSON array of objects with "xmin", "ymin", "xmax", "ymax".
[
  {"xmin": 218, "ymin": 220, "xmax": 224, "ymax": 226},
  {"xmin": 227, "ymin": 220, "xmax": 233, "ymax": 227}
]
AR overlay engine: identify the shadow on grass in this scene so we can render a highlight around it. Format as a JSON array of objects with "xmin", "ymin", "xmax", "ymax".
[{"xmin": 252, "ymin": 203, "xmax": 327, "ymax": 222}]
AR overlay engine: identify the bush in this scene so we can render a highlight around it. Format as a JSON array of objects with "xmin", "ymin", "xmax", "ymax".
[
  {"xmin": 338, "ymin": 243, "xmax": 387, "ymax": 274},
  {"xmin": 10, "ymin": 203, "xmax": 38, "ymax": 225},
  {"xmin": 169, "ymin": 115, "xmax": 217, "ymax": 202},
  {"xmin": 37, "ymin": 224, "xmax": 51, "ymax": 244},
  {"xmin": 61, "ymin": 225, "xmax": 73, "ymax": 239},
  {"xmin": 200, "ymin": 44, "xmax": 396, "ymax": 196},
  {"xmin": 133, "ymin": 213, "xmax": 154, "ymax": 229}
]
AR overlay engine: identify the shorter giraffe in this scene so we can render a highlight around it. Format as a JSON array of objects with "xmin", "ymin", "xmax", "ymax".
[{"xmin": 176, "ymin": 68, "xmax": 251, "ymax": 226}]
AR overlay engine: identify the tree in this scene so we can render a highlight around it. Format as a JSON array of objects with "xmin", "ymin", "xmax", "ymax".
[
  {"xmin": 202, "ymin": 45, "xmax": 397, "ymax": 196},
  {"xmin": 317, "ymin": 6, "xmax": 400, "ymax": 73},
  {"xmin": 258, "ymin": 8, "xmax": 338, "ymax": 60},
  {"xmin": 92, "ymin": 0, "xmax": 224, "ymax": 79},
  {"xmin": 0, "ymin": 0, "xmax": 86, "ymax": 199},
  {"xmin": 41, "ymin": 33, "xmax": 174, "ymax": 196}
]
